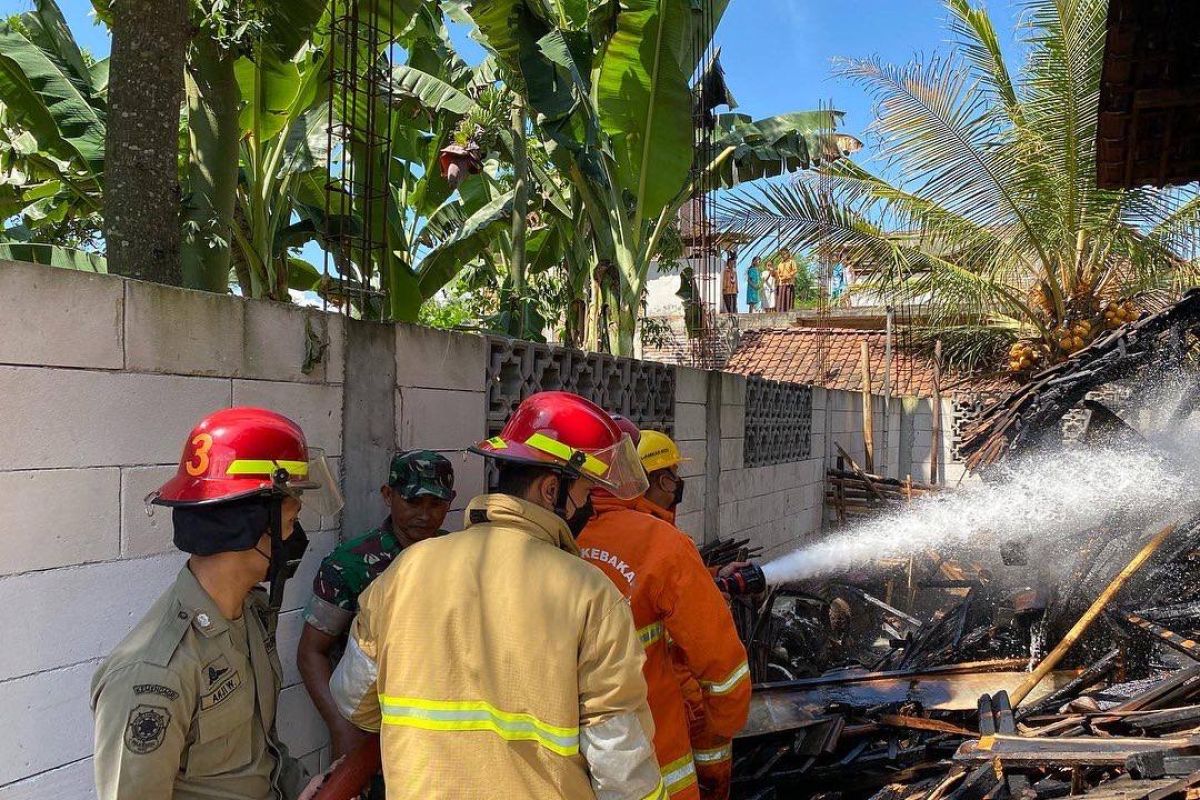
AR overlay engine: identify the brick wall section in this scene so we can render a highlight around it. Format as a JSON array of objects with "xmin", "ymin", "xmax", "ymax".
[
  {"xmin": 714, "ymin": 376, "xmax": 826, "ymax": 560},
  {"xmin": 0, "ymin": 261, "xmax": 344, "ymax": 796}
]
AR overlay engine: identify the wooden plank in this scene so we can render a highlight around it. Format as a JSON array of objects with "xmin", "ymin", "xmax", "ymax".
[
  {"xmin": 931, "ymin": 340, "xmax": 942, "ymax": 484},
  {"xmin": 954, "ymin": 734, "xmax": 1200, "ymax": 767},
  {"xmin": 835, "ymin": 443, "xmax": 887, "ymax": 501},
  {"xmin": 861, "ymin": 340, "xmax": 875, "ymax": 473}
]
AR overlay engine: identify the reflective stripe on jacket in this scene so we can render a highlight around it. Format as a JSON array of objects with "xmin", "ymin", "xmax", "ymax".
[
  {"xmin": 578, "ymin": 496, "xmax": 751, "ymax": 799},
  {"xmin": 331, "ymin": 494, "xmax": 665, "ymax": 800}
]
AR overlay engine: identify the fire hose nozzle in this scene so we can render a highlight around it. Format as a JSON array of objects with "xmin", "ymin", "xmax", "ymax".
[{"xmin": 716, "ymin": 563, "xmax": 766, "ymax": 595}]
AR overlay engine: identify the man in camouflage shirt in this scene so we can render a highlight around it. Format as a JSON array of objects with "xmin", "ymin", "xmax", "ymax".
[{"xmin": 296, "ymin": 450, "xmax": 455, "ymax": 758}]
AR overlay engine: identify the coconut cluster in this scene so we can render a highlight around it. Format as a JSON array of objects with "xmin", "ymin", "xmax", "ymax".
[
  {"xmin": 1008, "ymin": 340, "xmax": 1048, "ymax": 374},
  {"xmin": 1103, "ymin": 299, "xmax": 1139, "ymax": 329}
]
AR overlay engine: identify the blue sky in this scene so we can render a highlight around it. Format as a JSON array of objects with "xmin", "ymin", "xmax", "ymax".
[
  {"xmin": 18, "ymin": 0, "xmax": 1030, "ymax": 176},
  {"xmin": 6, "ymin": 0, "xmax": 1030, "ymax": 308}
]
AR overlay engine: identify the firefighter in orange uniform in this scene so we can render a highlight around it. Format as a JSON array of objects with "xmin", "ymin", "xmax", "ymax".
[{"xmin": 578, "ymin": 429, "xmax": 751, "ymax": 800}]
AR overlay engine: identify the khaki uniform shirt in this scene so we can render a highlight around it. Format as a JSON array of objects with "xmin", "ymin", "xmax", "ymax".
[{"xmin": 91, "ymin": 566, "xmax": 308, "ymax": 800}]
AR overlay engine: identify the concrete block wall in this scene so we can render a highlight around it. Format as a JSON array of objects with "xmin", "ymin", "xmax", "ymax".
[
  {"xmin": 393, "ymin": 323, "xmax": 488, "ymax": 532},
  {"xmin": 0, "ymin": 259, "xmax": 975, "ymax": 796},
  {"xmin": 703, "ymin": 376, "xmax": 826, "ymax": 560},
  {"xmin": 671, "ymin": 367, "xmax": 708, "ymax": 542},
  {"xmin": 706, "ymin": 384, "xmax": 965, "ymax": 560},
  {"xmin": 0, "ymin": 262, "xmax": 344, "ymax": 797}
]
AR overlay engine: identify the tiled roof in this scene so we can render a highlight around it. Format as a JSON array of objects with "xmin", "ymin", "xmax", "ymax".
[{"xmin": 725, "ymin": 327, "xmax": 1017, "ymax": 398}]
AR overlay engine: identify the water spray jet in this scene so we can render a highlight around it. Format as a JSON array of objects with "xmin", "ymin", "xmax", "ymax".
[{"xmin": 760, "ymin": 445, "xmax": 1194, "ymax": 587}]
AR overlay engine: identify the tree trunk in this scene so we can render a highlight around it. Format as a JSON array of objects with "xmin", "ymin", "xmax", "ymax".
[
  {"xmin": 103, "ymin": 0, "xmax": 188, "ymax": 284},
  {"xmin": 507, "ymin": 99, "xmax": 530, "ymax": 337},
  {"xmin": 181, "ymin": 36, "xmax": 240, "ymax": 293}
]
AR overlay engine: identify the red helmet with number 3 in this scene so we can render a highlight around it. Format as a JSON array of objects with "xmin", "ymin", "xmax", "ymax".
[
  {"xmin": 471, "ymin": 391, "xmax": 648, "ymax": 500},
  {"xmin": 150, "ymin": 407, "xmax": 343, "ymax": 516}
]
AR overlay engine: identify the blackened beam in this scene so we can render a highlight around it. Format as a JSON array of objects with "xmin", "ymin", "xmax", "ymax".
[
  {"xmin": 1119, "ymin": 613, "xmax": 1200, "ymax": 660},
  {"xmin": 845, "ymin": 586, "xmax": 923, "ymax": 628},
  {"xmin": 1133, "ymin": 600, "xmax": 1200, "ymax": 622},
  {"xmin": 1014, "ymin": 647, "xmax": 1121, "ymax": 722},
  {"xmin": 743, "ymin": 662, "xmax": 1079, "ymax": 738}
]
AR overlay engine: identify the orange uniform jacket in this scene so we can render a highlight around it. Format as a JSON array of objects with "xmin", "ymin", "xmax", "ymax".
[{"xmin": 579, "ymin": 495, "xmax": 751, "ymax": 799}]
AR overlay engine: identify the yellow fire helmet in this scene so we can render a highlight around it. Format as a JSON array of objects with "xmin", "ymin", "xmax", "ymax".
[{"xmin": 637, "ymin": 429, "xmax": 690, "ymax": 474}]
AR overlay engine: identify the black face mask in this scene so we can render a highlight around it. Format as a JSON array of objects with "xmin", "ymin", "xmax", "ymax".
[
  {"xmin": 565, "ymin": 497, "xmax": 595, "ymax": 538},
  {"xmin": 266, "ymin": 516, "xmax": 309, "ymax": 610},
  {"xmin": 669, "ymin": 477, "xmax": 686, "ymax": 511}
]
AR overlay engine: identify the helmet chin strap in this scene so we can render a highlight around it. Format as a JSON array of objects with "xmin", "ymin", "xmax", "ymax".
[
  {"xmin": 552, "ymin": 472, "xmax": 573, "ymax": 520},
  {"xmin": 553, "ymin": 451, "xmax": 589, "ymax": 519}
]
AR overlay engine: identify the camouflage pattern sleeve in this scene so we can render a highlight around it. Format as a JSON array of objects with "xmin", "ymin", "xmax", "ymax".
[{"xmin": 302, "ymin": 552, "xmax": 356, "ymax": 637}]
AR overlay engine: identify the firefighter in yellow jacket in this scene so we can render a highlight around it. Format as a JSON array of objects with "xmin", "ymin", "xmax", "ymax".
[
  {"xmin": 330, "ymin": 391, "xmax": 666, "ymax": 799},
  {"xmin": 579, "ymin": 430, "xmax": 751, "ymax": 800}
]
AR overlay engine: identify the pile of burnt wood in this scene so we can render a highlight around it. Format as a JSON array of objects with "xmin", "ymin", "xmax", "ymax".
[{"xmin": 723, "ymin": 510, "xmax": 1200, "ymax": 800}]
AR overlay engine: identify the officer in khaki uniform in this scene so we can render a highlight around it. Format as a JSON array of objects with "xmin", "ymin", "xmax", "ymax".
[{"xmin": 91, "ymin": 407, "xmax": 344, "ymax": 800}]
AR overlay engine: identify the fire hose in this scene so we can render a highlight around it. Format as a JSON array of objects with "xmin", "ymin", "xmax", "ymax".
[
  {"xmin": 715, "ymin": 563, "xmax": 766, "ymax": 596},
  {"xmin": 310, "ymin": 735, "xmax": 382, "ymax": 800}
]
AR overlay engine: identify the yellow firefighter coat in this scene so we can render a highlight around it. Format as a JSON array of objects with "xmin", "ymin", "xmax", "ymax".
[{"xmin": 330, "ymin": 493, "xmax": 666, "ymax": 799}]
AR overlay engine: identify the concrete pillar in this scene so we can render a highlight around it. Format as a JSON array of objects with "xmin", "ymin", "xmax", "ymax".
[
  {"xmin": 704, "ymin": 370, "xmax": 722, "ymax": 544},
  {"xmin": 340, "ymin": 320, "xmax": 396, "ymax": 539},
  {"xmin": 898, "ymin": 395, "xmax": 919, "ymax": 479}
]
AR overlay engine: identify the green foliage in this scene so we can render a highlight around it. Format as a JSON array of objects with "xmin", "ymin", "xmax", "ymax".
[
  {"xmin": 793, "ymin": 253, "xmax": 818, "ymax": 302},
  {"xmin": 0, "ymin": 0, "xmax": 105, "ymax": 252},
  {"xmin": 449, "ymin": 0, "xmax": 843, "ymax": 353},
  {"xmin": 417, "ymin": 293, "xmax": 478, "ymax": 329}
]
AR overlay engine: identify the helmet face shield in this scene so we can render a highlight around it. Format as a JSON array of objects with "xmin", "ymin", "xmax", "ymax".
[
  {"xmin": 585, "ymin": 434, "xmax": 649, "ymax": 500},
  {"xmin": 281, "ymin": 449, "xmax": 344, "ymax": 518}
]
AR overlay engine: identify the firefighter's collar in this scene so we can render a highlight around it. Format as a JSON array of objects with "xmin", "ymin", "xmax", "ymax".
[{"xmin": 465, "ymin": 494, "xmax": 580, "ymax": 556}]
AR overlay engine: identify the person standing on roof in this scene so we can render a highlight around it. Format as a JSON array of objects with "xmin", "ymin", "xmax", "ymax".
[
  {"xmin": 774, "ymin": 248, "xmax": 798, "ymax": 312},
  {"xmin": 90, "ymin": 408, "xmax": 343, "ymax": 800},
  {"xmin": 329, "ymin": 391, "xmax": 666, "ymax": 800},
  {"xmin": 746, "ymin": 257, "xmax": 762, "ymax": 313},
  {"xmin": 578, "ymin": 429, "xmax": 751, "ymax": 800},
  {"xmin": 721, "ymin": 252, "xmax": 738, "ymax": 314},
  {"xmin": 298, "ymin": 450, "xmax": 455, "ymax": 762}
]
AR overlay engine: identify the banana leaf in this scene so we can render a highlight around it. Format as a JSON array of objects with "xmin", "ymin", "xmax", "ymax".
[
  {"xmin": 0, "ymin": 241, "xmax": 106, "ymax": 271},
  {"xmin": 0, "ymin": 18, "xmax": 105, "ymax": 172},
  {"xmin": 596, "ymin": 0, "xmax": 692, "ymax": 220},
  {"xmin": 417, "ymin": 188, "xmax": 515, "ymax": 298}
]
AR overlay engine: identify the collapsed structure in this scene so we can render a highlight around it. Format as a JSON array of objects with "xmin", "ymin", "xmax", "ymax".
[{"xmin": 726, "ymin": 291, "xmax": 1200, "ymax": 799}]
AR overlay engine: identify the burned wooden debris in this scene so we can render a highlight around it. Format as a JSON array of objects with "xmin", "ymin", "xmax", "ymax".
[
  {"xmin": 958, "ymin": 290, "xmax": 1200, "ymax": 470},
  {"xmin": 730, "ymin": 514, "xmax": 1200, "ymax": 800}
]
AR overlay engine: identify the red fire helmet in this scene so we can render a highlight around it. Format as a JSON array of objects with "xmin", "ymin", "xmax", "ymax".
[
  {"xmin": 610, "ymin": 414, "xmax": 642, "ymax": 445},
  {"xmin": 471, "ymin": 391, "xmax": 648, "ymax": 499},
  {"xmin": 150, "ymin": 407, "xmax": 342, "ymax": 515}
]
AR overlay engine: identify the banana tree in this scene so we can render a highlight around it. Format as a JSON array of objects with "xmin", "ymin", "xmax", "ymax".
[
  {"xmin": 0, "ymin": 0, "xmax": 106, "ymax": 259},
  {"xmin": 229, "ymin": 47, "xmax": 330, "ymax": 299},
  {"xmin": 447, "ymin": 0, "xmax": 854, "ymax": 354},
  {"xmin": 328, "ymin": 20, "xmax": 545, "ymax": 321},
  {"xmin": 176, "ymin": 0, "xmax": 331, "ymax": 292}
]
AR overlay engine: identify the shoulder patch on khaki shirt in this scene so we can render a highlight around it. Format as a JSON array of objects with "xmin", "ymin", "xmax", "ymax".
[
  {"xmin": 133, "ymin": 683, "xmax": 180, "ymax": 701},
  {"xmin": 125, "ymin": 704, "xmax": 171, "ymax": 754}
]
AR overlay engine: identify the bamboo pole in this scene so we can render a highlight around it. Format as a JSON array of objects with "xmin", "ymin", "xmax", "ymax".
[
  {"xmin": 861, "ymin": 340, "xmax": 875, "ymax": 473},
  {"xmin": 1009, "ymin": 522, "xmax": 1177, "ymax": 707},
  {"xmin": 930, "ymin": 340, "xmax": 942, "ymax": 485}
]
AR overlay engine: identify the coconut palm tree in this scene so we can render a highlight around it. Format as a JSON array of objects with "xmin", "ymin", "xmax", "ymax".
[{"xmin": 719, "ymin": 0, "xmax": 1200, "ymax": 375}]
